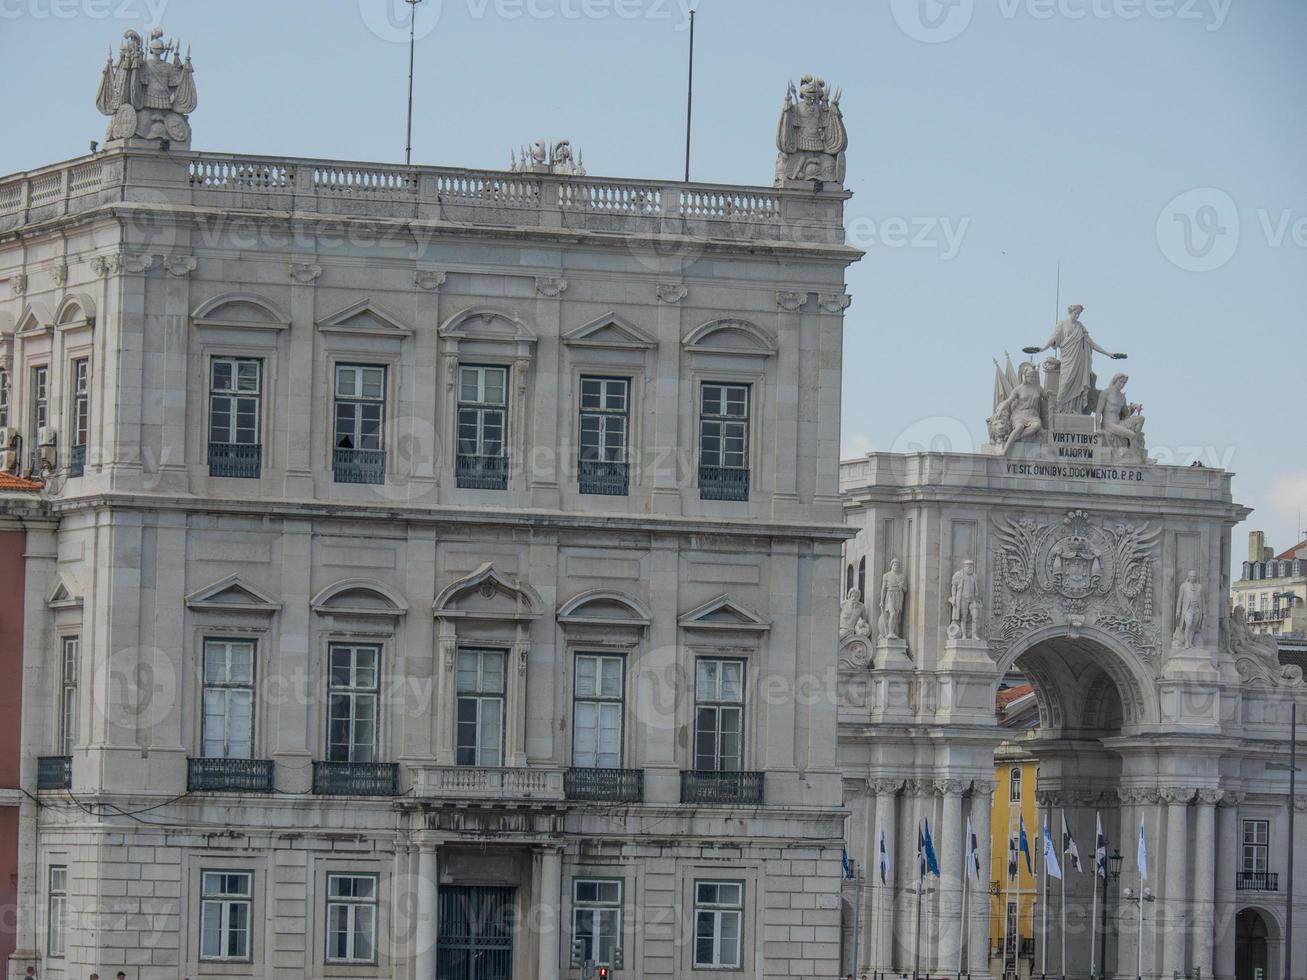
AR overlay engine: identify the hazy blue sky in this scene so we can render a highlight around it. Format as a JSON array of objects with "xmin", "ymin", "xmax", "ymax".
[{"xmin": 2, "ymin": 0, "xmax": 1304, "ymax": 558}]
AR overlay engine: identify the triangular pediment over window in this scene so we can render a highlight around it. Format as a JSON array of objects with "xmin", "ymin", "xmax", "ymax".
[
  {"xmin": 45, "ymin": 577, "xmax": 83, "ymax": 610},
  {"xmin": 186, "ymin": 574, "xmax": 283, "ymax": 613},
  {"xmin": 315, "ymin": 299, "xmax": 412, "ymax": 337},
  {"xmin": 678, "ymin": 594, "xmax": 771, "ymax": 632},
  {"xmin": 562, "ymin": 312, "xmax": 658, "ymax": 351},
  {"xmin": 433, "ymin": 562, "xmax": 541, "ymax": 622}
]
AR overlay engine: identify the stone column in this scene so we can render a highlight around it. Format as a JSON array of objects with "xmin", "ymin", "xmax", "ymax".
[
  {"xmin": 1213, "ymin": 793, "xmax": 1242, "ymax": 980},
  {"xmin": 1193, "ymin": 789, "xmax": 1220, "ymax": 977},
  {"xmin": 872, "ymin": 779, "xmax": 901, "ymax": 973},
  {"xmin": 1161, "ymin": 787, "xmax": 1193, "ymax": 978},
  {"xmin": 936, "ymin": 779, "xmax": 966, "ymax": 973},
  {"xmin": 415, "ymin": 845, "xmax": 439, "ymax": 980},
  {"xmin": 537, "ymin": 845, "xmax": 563, "ymax": 980},
  {"xmin": 970, "ymin": 782, "xmax": 995, "ymax": 975}
]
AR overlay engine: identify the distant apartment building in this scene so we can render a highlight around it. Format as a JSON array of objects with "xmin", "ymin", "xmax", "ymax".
[{"xmin": 1233, "ymin": 530, "xmax": 1307, "ymax": 637}]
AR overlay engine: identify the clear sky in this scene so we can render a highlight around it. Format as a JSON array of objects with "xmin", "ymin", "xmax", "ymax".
[{"xmin": 2, "ymin": 0, "xmax": 1304, "ymax": 560}]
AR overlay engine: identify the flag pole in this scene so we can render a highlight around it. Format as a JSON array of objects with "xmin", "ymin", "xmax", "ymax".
[
  {"xmin": 958, "ymin": 844, "xmax": 967, "ymax": 980},
  {"xmin": 682, "ymin": 7, "xmax": 695, "ymax": 183},
  {"xmin": 1041, "ymin": 816, "xmax": 1049, "ymax": 980},
  {"xmin": 403, "ymin": 0, "xmax": 422, "ymax": 165},
  {"xmin": 1059, "ymin": 810, "xmax": 1067, "ymax": 980},
  {"xmin": 1004, "ymin": 812, "xmax": 1015, "ymax": 980},
  {"xmin": 914, "ymin": 824, "xmax": 923, "ymax": 980},
  {"xmin": 1089, "ymin": 843, "xmax": 1099, "ymax": 980},
  {"xmin": 852, "ymin": 859, "xmax": 862, "ymax": 979}
]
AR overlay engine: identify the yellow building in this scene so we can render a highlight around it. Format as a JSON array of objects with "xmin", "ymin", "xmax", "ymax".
[
  {"xmin": 1232, "ymin": 530, "xmax": 1307, "ymax": 637},
  {"xmin": 989, "ymin": 685, "xmax": 1040, "ymax": 980}
]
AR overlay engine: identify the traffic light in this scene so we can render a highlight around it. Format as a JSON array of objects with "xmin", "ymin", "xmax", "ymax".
[
  {"xmin": 569, "ymin": 938, "xmax": 585, "ymax": 968},
  {"xmin": 612, "ymin": 946, "xmax": 624, "ymax": 968},
  {"xmin": 597, "ymin": 968, "xmax": 610, "ymax": 980}
]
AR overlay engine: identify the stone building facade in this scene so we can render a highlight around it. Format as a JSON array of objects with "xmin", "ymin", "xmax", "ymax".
[
  {"xmin": 1234, "ymin": 530, "xmax": 1307, "ymax": 638},
  {"xmin": 0, "ymin": 53, "xmax": 859, "ymax": 978}
]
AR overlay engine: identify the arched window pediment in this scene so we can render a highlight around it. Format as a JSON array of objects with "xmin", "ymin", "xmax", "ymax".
[
  {"xmin": 192, "ymin": 292, "xmax": 290, "ymax": 330},
  {"xmin": 557, "ymin": 589, "xmax": 653, "ymax": 629},
  {"xmin": 433, "ymin": 562, "xmax": 540, "ymax": 622},
  {"xmin": 312, "ymin": 579, "xmax": 408, "ymax": 618},
  {"xmin": 682, "ymin": 318, "xmax": 777, "ymax": 357}
]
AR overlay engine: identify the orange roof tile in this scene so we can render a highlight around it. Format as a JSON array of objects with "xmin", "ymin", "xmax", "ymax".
[
  {"xmin": 1276, "ymin": 539, "xmax": 1307, "ymax": 561},
  {"xmin": 0, "ymin": 472, "xmax": 42, "ymax": 492},
  {"xmin": 996, "ymin": 683, "xmax": 1033, "ymax": 710}
]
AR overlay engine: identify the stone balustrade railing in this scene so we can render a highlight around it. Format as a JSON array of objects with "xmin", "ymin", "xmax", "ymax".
[
  {"xmin": 0, "ymin": 148, "xmax": 848, "ymax": 245},
  {"xmin": 411, "ymin": 765, "xmax": 566, "ymax": 801}
]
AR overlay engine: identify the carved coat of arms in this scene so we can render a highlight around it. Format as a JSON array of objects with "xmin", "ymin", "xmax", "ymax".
[{"xmin": 991, "ymin": 509, "xmax": 1160, "ymax": 660}]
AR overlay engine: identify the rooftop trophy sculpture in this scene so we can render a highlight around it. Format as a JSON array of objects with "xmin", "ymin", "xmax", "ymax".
[
  {"xmin": 96, "ymin": 28, "xmax": 197, "ymax": 148},
  {"xmin": 510, "ymin": 139, "xmax": 586, "ymax": 176},
  {"xmin": 984, "ymin": 303, "xmax": 1148, "ymax": 463},
  {"xmin": 775, "ymin": 75, "xmax": 847, "ymax": 187}
]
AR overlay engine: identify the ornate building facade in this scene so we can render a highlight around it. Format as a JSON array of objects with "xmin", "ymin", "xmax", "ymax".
[{"xmin": 0, "ymin": 36, "xmax": 858, "ymax": 980}]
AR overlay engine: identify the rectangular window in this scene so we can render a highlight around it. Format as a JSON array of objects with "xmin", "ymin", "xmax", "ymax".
[
  {"xmin": 0, "ymin": 366, "xmax": 9, "ymax": 428},
  {"xmin": 59, "ymin": 636, "xmax": 78, "ymax": 756},
  {"xmin": 30, "ymin": 364, "xmax": 49, "ymax": 440},
  {"xmin": 578, "ymin": 376, "xmax": 629, "ymax": 495},
  {"xmin": 1242, "ymin": 819, "xmax": 1269, "ymax": 873},
  {"xmin": 327, "ymin": 644, "xmax": 379, "ymax": 764},
  {"xmin": 694, "ymin": 658, "xmax": 744, "ymax": 772},
  {"xmin": 333, "ymin": 364, "xmax": 386, "ymax": 484},
  {"xmin": 573, "ymin": 878, "xmax": 622, "ymax": 966},
  {"xmin": 456, "ymin": 648, "xmax": 506, "ymax": 766},
  {"xmin": 572, "ymin": 654, "xmax": 624, "ymax": 769},
  {"xmin": 209, "ymin": 357, "xmax": 262, "ymax": 478},
  {"xmin": 202, "ymin": 639, "xmax": 255, "ymax": 759},
  {"xmin": 200, "ymin": 870, "xmax": 252, "ymax": 961},
  {"xmin": 693, "ymin": 880, "xmax": 743, "ymax": 968},
  {"xmin": 698, "ymin": 382, "xmax": 749, "ymax": 501},
  {"xmin": 47, "ymin": 866, "xmax": 67, "ymax": 957},
  {"xmin": 456, "ymin": 365, "xmax": 508, "ymax": 489},
  {"xmin": 326, "ymin": 873, "xmax": 378, "ymax": 964},
  {"xmin": 70, "ymin": 357, "xmax": 89, "ymax": 447}
]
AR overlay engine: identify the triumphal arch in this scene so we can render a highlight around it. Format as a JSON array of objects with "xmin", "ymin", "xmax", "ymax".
[{"xmin": 837, "ymin": 310, "xmax": 1305, "ymax": 980}]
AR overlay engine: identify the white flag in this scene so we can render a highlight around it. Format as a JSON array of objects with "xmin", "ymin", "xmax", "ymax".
[
  {"xmin": 966, "ymin": 815, "xmax": 981, "ymax": 880},
  {"xmin": 1137, "ymin": 818, "xmax": 1149, "ymax": 881},
  {"xmin": 1062, "ymin": 812, "xmax": 1082, "ymax": 873},
  {"xmin": 1095, "ymin": 811, "xmax": 1107, "ymax": 879},
  {"xmin": 1042, "ymin": 823, "xmax": 1063, "ymax": 880}
]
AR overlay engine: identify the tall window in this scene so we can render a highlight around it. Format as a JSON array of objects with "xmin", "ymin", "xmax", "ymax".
[
  {"xmin": 208, "ymin": 357, "xmax": 262, "ymax": 477},
  {"xmin": 69, "ymin": 357, "xmax": 89, "ymax": 447},
  {"xmin": 1009, "ymin": 767, "xmax": 1022, "ymax": 803},
  {"xmin": 573, "ymin": 654, "xmax": 623, "ymax": 769},
  {"xmin": 327, "ymin": 644, "xmax": 379, "ymax": 764},
  {"xmin": 578, "ymin": 376, "xmax": 629, "ymax": 495},
  {"xmin": 200, "ymin": 871, "xmax": 252, "ymax": 961},
  {"xmin": 456, "ymin": 649, "xmax": 506, "ymax": 766},
  {"xmin": 694, "ymin": 658, "xmax": 744, "ymax": 772},
  {"xmin": 333, "ymin": 364, "xmax": 386, "ymax": 484},
  {"xmin": 0, "ymin": 366, "xmax": 9, "ymax": 428},
  {"xmin": 47, "ymin": 866, "xmax": 67, "ymax": 957},
  {"xmin": 326, "ymin": 873, "xmax": 378, "ymax": 964},
  {"xmin": 59, "ymin": 636, "xmax": 78, "ymax": 756},
  {"xmin": 1242, "ymin": 819, "xmax": 1269, "ymax": 873},
  {"xmin": 693, "ymin": 881, "xmax": 743, "ymax": 968},
  {"xmin": 456, "ymin": 365, "xmax": 507, "ymax": 489},
  {"xmin": 573, "ymin": 878, "xmax": 622, "ymax": 966},
  {"xmin": 30, "ymin": 364, "xmax": 49, "ymax": 444},
  {"xmin": 202, "ymin": 639, "xmax": 255, "ymax": 759},
  {"xmin": 698, "ymin": 382, "xmax": 749, "ymax": 501}
]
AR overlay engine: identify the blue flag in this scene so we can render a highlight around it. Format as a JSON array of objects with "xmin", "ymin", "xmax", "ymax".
[
  {"xmin": 1042, "ymin": 823, "xmax": 1063, "ymax": 880},
  {"xmin": 842, "ymin": 848, "xmax": 855, "ymax": 881},
  {"xmin": 920, "ymin": 818, "xmax": 941, "ymax": 877},
  {"xmin": 1019, "ymin": 815, "xmax": 1034, "ymax": 876}
]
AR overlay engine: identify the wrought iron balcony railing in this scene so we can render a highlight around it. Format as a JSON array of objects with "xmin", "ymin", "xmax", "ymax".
[
  {"xmin": 188, "ymin": 757, "xmax": 275, "ymax": 793},
  {"xmin": 67, "ymin": 444, "xmax": 85, "ymax": 477},
  {"xmin": 1236, "ymin": 870, "xmax": 1279, "ymax": 891},
  {"xmin": 312, "ymin": 761, "xmax": 400, "ymax": 796},
  {"xmin": 698, "ymin": 464, "xmax": 749, "ymax": 502},
  {"xmin": 37, "ymin": 756, "xmax": 71, "ymax": 790},
  {"xmin": 332, "ymin": 447, "xmax": 386, "ymax": 485},
  {"xmin": 208, "ymin": 442, "xmax": 262, "ymax": 479},
  {"xmin": 565, "ymin": 767, "xmax": 644, "ymax": 803},
  {"xmin": 680, "ymin": 769, "xmax": 764, "ymax": 805},
  {"xmin": 456, "ymin": 453, "xmax": 508, "ymax": 490},
  {"xmin": 577, "ymin": 459, "xmax": 629, "ymax": 496}
]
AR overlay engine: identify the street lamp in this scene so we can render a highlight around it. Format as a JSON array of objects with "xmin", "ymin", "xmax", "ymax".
[
  {"xmin": 1121, "ymin": 884, "xmax": 1156, "ymax": 980},
  {"xmin": 1096, "ymin": 849, "xmax": 1123, "ymax": 979}
]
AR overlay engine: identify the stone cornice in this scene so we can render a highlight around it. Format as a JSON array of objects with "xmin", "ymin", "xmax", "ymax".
[{"xmin": 46, "ymin": 492, "xmax": 856, "ymax": 543}]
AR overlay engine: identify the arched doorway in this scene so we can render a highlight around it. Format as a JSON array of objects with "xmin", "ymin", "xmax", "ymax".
[{"xmin": 1235, "ymin": 908, "xmax": 1271, "ymax": 980}]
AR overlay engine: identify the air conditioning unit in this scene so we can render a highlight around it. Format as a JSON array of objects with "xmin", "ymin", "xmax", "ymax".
[
  {"xmin": 0, "ymin": 427, "xmax": 15, "ymax": 449},
  {"xmin": 38, "ymin": 425, "xmax": 57, "ymax": 447}
]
